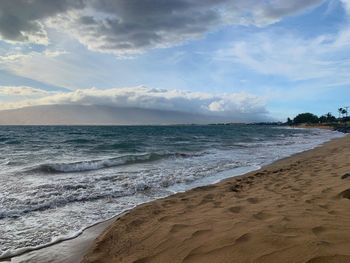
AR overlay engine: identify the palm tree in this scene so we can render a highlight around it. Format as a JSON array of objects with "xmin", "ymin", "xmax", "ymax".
[
  {"xmin": 342, "ymin": 108, "xmax": 348, "ymax": 118},
  {"xmin": 338, "ymin": 108, "xmax": 344, "ymax": 118},
  {"xmin": 345, "ymin": 106, "xmax": 349, "ymax": 119}
]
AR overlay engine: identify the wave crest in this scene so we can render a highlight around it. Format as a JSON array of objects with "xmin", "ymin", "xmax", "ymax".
[{"xmin": 29, "ymin": 152, "xmax": 198, "ymax": 174}]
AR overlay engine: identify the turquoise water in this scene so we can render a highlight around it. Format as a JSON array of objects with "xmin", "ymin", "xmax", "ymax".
[{"xmin": 0, "ymin": 125, "xmax": 343, "ymax": 257}]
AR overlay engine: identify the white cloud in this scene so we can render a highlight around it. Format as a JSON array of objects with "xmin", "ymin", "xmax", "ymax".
[
  {"xmin": 212, "ymin": 0, "xmax": 350, "ymax": 85},
  {"xmin": 0, "ymin": 53, "xmax": 31, "ymax": 62},
  {"xmin": 0, "ymin": 49, "xmax": 68, "ymax": 63},
  {"xmin": 216, "ymin": 26, "xmax": 350, "ymax": 84},
  {"xmin": 0, "ymin": 86, "xmax": 50, "ymax": 96},
  {"xmin": 43, "ymin": 50, "xmax": 69, "ymax": 58},
  {"xmin": 341, "ymin": 0, "xmax": 350, "ymax": 14},
  {"xmin": 0, "ymin": 86, "xmax": 268, "ymax": 119}
]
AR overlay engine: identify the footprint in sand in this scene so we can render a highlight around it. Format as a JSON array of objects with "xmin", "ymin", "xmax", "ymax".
[
  {"xmin": 213, "ymin": 201, "xmax": 222, "ymax": 208},
  {"xmin": 305, "ymin": 199, "xmax": 313, "ymax": 204},
  {"xmin": 254, "ymin": 172, "xmax": 265, "ymax": 177},
  {"xmin": 230, "ymin": 184, "xmax": 242, "ymax": 192},
  {"xmin": 159, "ymin": 215, "xmax": 173, "ymax": 222},
  {"xmin": 306, "ymin": 255, "xmax": 350, "ymax": 263},
  {"xmin": 246, "ymin": 197, "xmax": 259, "ymax": 204},
  {"xmin": 321, "ymin": 187, "xmax": 332, "ymax": 194},
  {"xmin": 199, "ymin": 194, "xmax": 215, "ymax": 205},
  {"xmin": 318, "ymin": 204, "xmax": 329, "ymax": 209},
  {"xmin": 203, "ymin": 193, "xmax": 214, "ymax": 199},
  {"xmin": 338, "ymin": 188, "xmax": 350, "ymax": 199},
  {"xmin": 235, "ymin": 233, "xmax": 251, "ymax": 243},
  {"xmin": 227, "ymin": 206, "xmax": 242, "ymax": 213},
  {"xmin": 129, "ymin": 218, "xmax": 144, "ymax": 227},
  {"xmin": 312, "ymin": 226, "xmax": 326, "ymax": 236},
  {"xmin": 191, "ymin": 229, "xmax": 212, "ymax": 238},
  {"xmin": 341, "ymin": 173, "xmax": 350, "ymax": 179},
  {"xmin": 169, "ymin": 223, "xmax": 188, "ymax": 233},
  {"xmin": 253, "ymin": 211, "xmax": 271, "ymax": 220}
]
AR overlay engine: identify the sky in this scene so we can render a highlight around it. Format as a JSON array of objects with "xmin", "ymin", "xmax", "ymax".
[{"xmin": 0, "ymin": 0, "xmax": 350, "ymax": 122}]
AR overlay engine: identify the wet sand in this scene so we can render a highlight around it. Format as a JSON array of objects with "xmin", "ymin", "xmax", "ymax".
[
  {"xmin": 82, "ymin": 135, "xmax": 350, "ymax": 263},
  {"xmin": 4, "ymin": 218, "xmax": 115, "ymax": 263}
]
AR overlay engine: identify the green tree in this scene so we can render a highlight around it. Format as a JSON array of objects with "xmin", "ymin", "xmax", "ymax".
[
  {"xmin": 293, "ymin": 113, "xmax": 319, "ymax": 124},
  {"xmin": 326, "ymin": 112, "xmax": 336, "ymax": 122},
  {"xmin": 319, "ymin": 112, "xmax": 336, "ymax": 123},
  {"xmin": 319, "ymin": 115, "xmax": 327, "ymax": 123}
]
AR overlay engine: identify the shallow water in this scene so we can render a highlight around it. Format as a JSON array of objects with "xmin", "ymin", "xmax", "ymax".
[{"xmin": 0, "ymin": 125, "xmax": 344, "ymax": 257}]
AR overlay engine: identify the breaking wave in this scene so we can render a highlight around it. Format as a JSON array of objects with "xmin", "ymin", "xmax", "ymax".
[{"xmin": 28, "ymin": 152, "xmax": 199, "ymax": 173}]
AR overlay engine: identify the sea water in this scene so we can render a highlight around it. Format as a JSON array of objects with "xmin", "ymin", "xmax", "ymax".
[{"xmin": 0, "ymin": 125, "xmax": 344, "ymax": 257}]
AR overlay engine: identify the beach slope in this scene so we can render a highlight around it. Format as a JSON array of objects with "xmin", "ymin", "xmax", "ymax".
[{"xmin": 82, "ymin": 135, "xmax": 350, "ymax": 263}]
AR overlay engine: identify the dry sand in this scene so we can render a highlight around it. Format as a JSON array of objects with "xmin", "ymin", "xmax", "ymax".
[{"xmin": 82, "ymin": 135, "xmax": 350, "ymax": 263}]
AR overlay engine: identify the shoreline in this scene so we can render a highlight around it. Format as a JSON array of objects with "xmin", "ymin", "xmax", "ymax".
[
  {"xmin": 3, "ymin": 166, "xmax": 261, "ymax": 262},
  {"xmin": 82, "ymin": 134, "xmax": 350, "ymax": 263},
  {"xmin": 4, "ymin": 167, "xmax": 262, "ymax": 262},
  {"xmin": 5, "ymin": 132, "xmax": 349, "ymax": 263},
  {"xmin": 2, "ymin": 217, "xmax": 118, "ymax": 263},
  {"xmin": 291, "ymin": 123, "xmax": 350, "ymax": 133}
]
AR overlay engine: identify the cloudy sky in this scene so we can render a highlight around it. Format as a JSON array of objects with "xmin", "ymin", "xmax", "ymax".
[{"xmin": 0, "ymin": 0, "xmax": 350, "ymax": 121}]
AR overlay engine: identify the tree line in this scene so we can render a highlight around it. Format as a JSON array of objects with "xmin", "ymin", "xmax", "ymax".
[{"xmin": 287, "ymin": 107, "xmax": 349, "ymax": 125}]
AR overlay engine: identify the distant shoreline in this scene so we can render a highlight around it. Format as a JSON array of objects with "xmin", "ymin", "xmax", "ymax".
[{"xmin": 290, "ymin": 123, "xmax": 350, "ymax": 133}]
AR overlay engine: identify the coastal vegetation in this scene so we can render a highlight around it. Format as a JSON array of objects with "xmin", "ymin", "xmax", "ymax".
[
  {"xmin": 288, "ymin": 108, "xmax": 349, "ymax": 125},
  {"xmin": 286, "ymin": 108, "xmax": 350, "ymax": 133},
  {"xmin": 291, "ymin": 113, "xmax": 319, "ymax": 124}
]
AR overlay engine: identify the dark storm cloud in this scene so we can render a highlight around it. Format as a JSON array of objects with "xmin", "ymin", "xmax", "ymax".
[
  {"xmin": 60, "ymin": 0, "xmax": 225, "ymax": 54},
  {"xmin": 0, "ymin": 0, "xmax": 84, "ymax": 43},
  {"xmin": 0, "ymin": 0, "xmax": 323, "ymax": 53}
]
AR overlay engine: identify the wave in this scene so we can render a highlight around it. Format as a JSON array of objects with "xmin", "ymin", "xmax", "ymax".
[
  {"xmin": 28, "ymin": 152, "xmax": 200, "ymax": 174},
  {"xmin": 0, "ymin": 190, "xmax": 127, "ymax": 220},
  {"xmin": 0, "ymin": 209, "xmax": 130, "ymax": 260}
]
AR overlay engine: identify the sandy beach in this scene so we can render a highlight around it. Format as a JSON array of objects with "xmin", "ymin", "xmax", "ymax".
[
  {"xmin": 81, "ymin": 134, "xmax": 350, "ymax": 263},
  {"xmin": 2, "ymin": 1, "xmax": 350, "ymax": 262}
]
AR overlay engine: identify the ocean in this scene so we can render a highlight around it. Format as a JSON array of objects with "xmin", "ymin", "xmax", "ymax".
[{"xmin": 0, "ymin": 125, "xmax": 344, "ymax": 258}]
